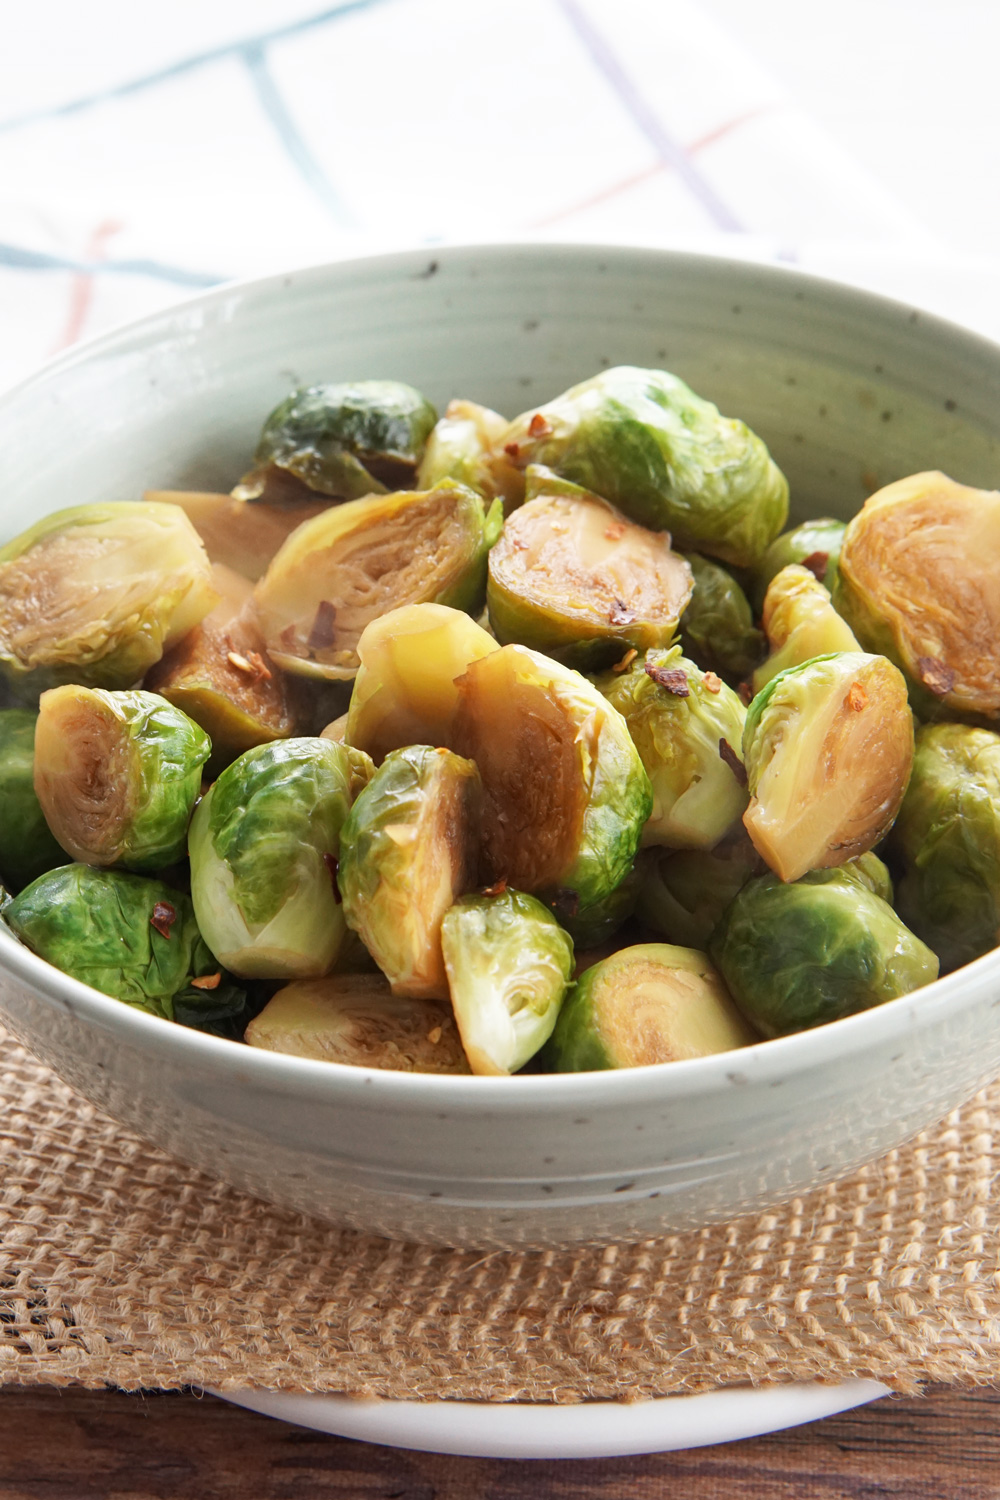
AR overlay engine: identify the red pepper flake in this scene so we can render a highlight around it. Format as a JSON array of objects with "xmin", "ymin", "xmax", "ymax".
[
  {"xmin": 738, "ymin": 681, "xmax": 754, "ymax": 707},
  {"xmin": 645, "ymin": 662, "xmax": 690, "ymax": 697},
  {"xmin": 609, "ymin": 597, "xmax": 636, "ymax": 626},
  {"xmin": 323, "ymin": 852, "xmax": 342, "ymax": 901},
  {"xmin": 719, "ymin": 739, "xmax": 748, "ymax": 786},
  {"xmin": 612, "ymin": 647, "xmax": 638, "ymax": 674},
  {"xmin": 801, "ymin": 550, "xmax": 830, "ymax": 583},
  {"xmin": 190, "ymin": 972, "xmax": 222, "ymax": 991},
  {"xmin": 504, "ymin": 441, "xmax": 521, "ymax": 459},
  {"xmin": 150, "ymin": 902, "xmax": 177, "ymax": 939},
  {"xmin": 307, "ymin": 600, "xmax": 337, "ymax": 652},
  {"xmin": 846, "ymin": 681, "xmax": 868, "ymax": 712},
  {"xmin": 481, "ymin": 878, "xmax": 508, "ymax": 897},
  {"xmin": 916, "ymin": 656, "xmax": 955, "ymax": 697},
  {"xmin": 604, "ymin": 522, "xmax": 626, "ymax": 541},
  {"xmin": 527, "ymin": 413, "xmax": 552, "ymax": 438},
  {"xmin": 703, "ymin": 671, "xmax": 723, "ymax": 694}
]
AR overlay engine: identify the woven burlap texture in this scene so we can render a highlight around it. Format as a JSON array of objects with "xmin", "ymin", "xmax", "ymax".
[{"xmin": 1, "ymin": 1027, "xmax": 999, "ymax": 1402}]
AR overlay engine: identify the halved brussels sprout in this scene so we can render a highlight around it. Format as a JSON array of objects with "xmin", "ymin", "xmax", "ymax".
[
  {"xmin": 345, "ymin": 603, "xmax": 498, "ymax": 763},
  {"xmin": 835, "ymin": 472, "xmax": 1000, "ymax": 721},
  {"xmin": 254, "ymin": 482, "xmax": 503, "ymax": 681},
  {"xmin": 752, "ymin": 517, "xmax": 845, "ymax": 612},
  {"xmin": 0, "ymin": 502, "xmax": 217, "ymax": 702},
  {"xmin": 752, "ymin": 564, "xmax": 860, "ymax": 693},
  {"xmin": 245, "ymin": 974, "xmax": 470, "ymax": 1073},
  {"xmin": 499, "ymin": 367, "xmax": 788, "ymax": 567},
  {"xmin": 678, "ymin": 553, "xmax": 764, "ymax": 683},
  {"xmin": 543, "ymin": 943, "xmax": 755, "ymax": 1070},
  {"xmin": 441, "ymin": 888, "xmax": 574, "ymax": 1075},
  {"xmin": 596, "ymin": 645, "xmax": 748, "ymax": 850},
  {"xmin": 234, "ymin": 380, "xmax": 438, "ymax": 503},
  {"xmin": 34, "ymin": 687, "xmax": 210, "ymax": 873},
  {"xmin": 188, "ymin": 737, "xmax": 356, "ymax": 979},
  {"xmin": 486, "ymin": 467, "xmax": 693, "ymax": 670},
  {"xmin": 5, "ymin": 863, "xmax": 220, "ymax": 1017},
  {"xmin": 145, "ymin": 573, "xmax": 297, "ymax": 773},
  {"xmin": 146, "ymin": 491, "xmax": 328, "ymax": 580},
  {"xmin": 890, "ymin": 723, "xmax": 1000, "ymax": 972},
  {"xmin": 635, "ymin": 838, "xmax": 763, "ymax": 950},
  {"xmin": 743, "ymin": 652, "xmax": 913, "ymax": 883},
  {"xmin": 416, "ymin": 398, "xmax": 519, "ymax": 508},
  {"xmin": 338, "ymin": 745, "xmax": 482, "ymax": 1000},
  {"xmin": 453, "ymin": 645, "xmax": 652, "ymax": 908},
  {"xmin": 0, "ymin": 709, "xmax": 67, "ymax": 891},
  {"xmin": 709, "ymin": 861, "xmax": 939, "ymax": 1037}
]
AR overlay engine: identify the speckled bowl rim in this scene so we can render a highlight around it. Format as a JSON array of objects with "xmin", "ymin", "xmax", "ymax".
[{"xmin": 2, "ymin": 240, "xmax": 998, "ymax": 1112}]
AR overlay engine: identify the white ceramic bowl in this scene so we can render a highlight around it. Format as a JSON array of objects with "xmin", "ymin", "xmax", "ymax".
[{"xmin": 1, "ymin": 244, "xmax": 999, "ymax": 1250}]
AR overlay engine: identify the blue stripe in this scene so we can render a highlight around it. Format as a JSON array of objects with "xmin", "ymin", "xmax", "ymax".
[
  {"xmin": 0, "ymin": 0, "xmax": 394, "ymax": 135},
  {"xmin": 0, "ymin": 241, "xmax": 223, "ymax": 288},
  {"xmin": 553, "ymin": 0, "xmax": 743, "ymax": 234},
  {"xmin": 242, "ymin": 43, "xmax": 354, "ymax": 228}
]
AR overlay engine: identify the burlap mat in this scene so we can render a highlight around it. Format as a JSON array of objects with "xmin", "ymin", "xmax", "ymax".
[{"xmin": 1, "ymin": 1025, "xmax": 999, "ymax": 1402}]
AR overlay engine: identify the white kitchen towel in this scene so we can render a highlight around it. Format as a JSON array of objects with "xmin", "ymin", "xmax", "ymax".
[{"xmin": 0, "ymin": 0, "xmax": 989, "ymax": 396}]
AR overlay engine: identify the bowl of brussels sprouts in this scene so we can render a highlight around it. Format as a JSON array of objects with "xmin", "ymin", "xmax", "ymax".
[{"xmin": 0, "ymin": 242, "xmax": 999, "ymax": 1249}]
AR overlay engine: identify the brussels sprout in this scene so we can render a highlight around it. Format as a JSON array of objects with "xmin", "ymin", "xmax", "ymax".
[
  {"xmin": 172, "ymin": 974, "xmax": 252, "ymax": 1039},
  {"xmin": 499, "ymin": 367, "xmax": 788, "ymax": 567},
  {"xmin": 145, "ymin": 576, "xmax": 297, "ymax": 773},
  {"xmin": 486, "ymin": 467, "xmax": 693, "ymax": 670},
  {"xmin": 752, "ymin": 517, "xmax": 845, "ymax": 612},
  {"xmin": 596, "ymin": 645, "xmax": 748, "ymax": 850},
  {"xmin": 346, "ymin": 603, "xmax": 498, "ymax": 763},
  {"xmin": 453, "ymin": 645, "xmax": 652, "ymax": 908},
  {"xmin": 708, "ymin": 863, "xmax": 939, "ymax": 1038},
  {"xmin": 338, "ymin": 745, "xmax": 482, "ymax": 1000},
  {"xmin": 441, "ymin": 888, "xmax": 574, "ymax": 1075},
  {"xmin": 234, "ymin": 380, "xmax": 438, "ymax": 503},
  {"xmin": 146, "ymin": 491, "xmax": 328, "ymax": 580},
  {"xmin": 543, "ymin": 943, "xmax": 755, "ymax": 1070},
  {"xmin": 678, "ymin": 553, "xmax": 765, "ymax": 682},
  {"xmin": 743, "ymin": 652, "xmax": 913, "ymax": 883},
  {"xmin": 416, "ymin": 398, "xmax": 519, "ymax": 507},
  {"xmin": 34, "ymin": 686, "xmax": 209, "ymax": 873},
  {"xmin": 188, "ymin": 737, "xmax": 356, "ymax": 979},
  {"xmin": 5, "ymin": 864, "xmax": 220, "ymax": 1017},
  {"xmin": 254, "ymin": 482, "xmax": 503, "ymax": 681},
  {"xmin": 0, "ymin": 502, "xmax": 217, "ymax": 702},
  {"xmin": 0, "ymin": 709, "xmax": 67, "ymax": 890},
  {"xmin": 554, "ymin": 863, "xmax": 641, "ymax": 947},
  {"xmin": 835, "ymin": 472, "xmax": 1000, "ymax": 721},
  {"xmin": 245, "ymin": 974, "xmax": 470, "ymax": 1073},
  {"xmin": 635, "ymin": 838, "xmax": 763, "ymax": 949},
  {"xmin": 752, "ymin": 564, "xmax": 860, "ymax": 693},
  {"xmin": 890, "ymin": 723, "xmax": 1000, "ymax": 972}
]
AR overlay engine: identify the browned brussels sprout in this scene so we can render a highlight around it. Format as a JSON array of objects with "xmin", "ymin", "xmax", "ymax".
[
  {"xmin": 752, "ymin": 517, "xmax": 845, "ymax": 612},
  {"xmin": 835, "ymin": 472, "xmax": 1000, "ymax": 721},
  {"xmin": 742, "ymin": 652, "xmax": 914, "ymax": 883},
  {"xmin": 486, "ymin": 467, "xmax": 693, "ymax": 669},
  {"xmin": 338, "ymin": 745, "xmax": 482, "ymax": 1000},
  {"xmin": 254, "ymin": 482, "xmax": 503, "ymax": 681},
  {"xmin": 454, "ymin": 645, "xmax": 652, "ymax": 909},
  {"xmin": 245, "ymin": 974, "xmax": 470, "ymax": 1073}
]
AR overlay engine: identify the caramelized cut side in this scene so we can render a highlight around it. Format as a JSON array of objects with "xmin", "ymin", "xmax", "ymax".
[
  {"xmin": 594, "ymin": 952, "xmax": 755, "ymax": 1064},
  {"xmin": 245, "ymin": 975, "xmax": 471, "ymax": 1073},
  {"xmin": 745, "ymin": 656, "xmax": 913, "ymax": 883},
  {"xmin": 454, "ymin": 648, "xmax": 587, "ymax": 890},
  {"xmin": 34, "ymin": 686, "xmax": 129, "ymax": 864}
]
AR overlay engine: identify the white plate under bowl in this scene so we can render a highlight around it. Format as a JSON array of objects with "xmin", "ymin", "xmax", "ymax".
[{"xmin": 215, "ymin": 1379, "xmax": 889, "ymax": 1459}]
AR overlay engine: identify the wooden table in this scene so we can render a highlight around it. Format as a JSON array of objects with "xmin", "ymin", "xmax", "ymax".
[{"xmin": 1, "ymin": 1385, "xmax": 996, "ymax": 1497}]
